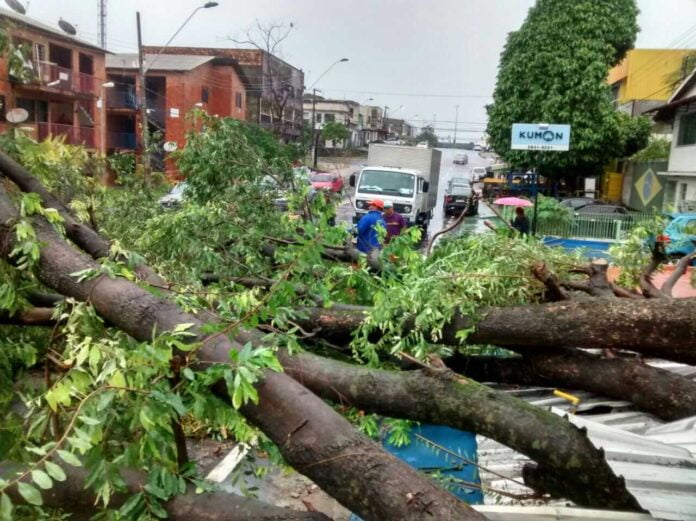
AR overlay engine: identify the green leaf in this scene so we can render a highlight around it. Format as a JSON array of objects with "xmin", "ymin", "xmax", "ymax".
[
  {"xmin": 17, "ymin": 482, "xmax": 42, "ymax": 506},
  {"xmin": 0, "ymin": 493, "xmax": 12, "ymax": 521},
  {"xmin": 31, "ymin": 469, "xmax": 52, "ymax": 490},
  {"xmin": 57, "ymin": 450, "xmax": 82, "ymax": 467},
  {"xmin": 44, "ymin": 461, "xmax": 67, "ymax": 482}
]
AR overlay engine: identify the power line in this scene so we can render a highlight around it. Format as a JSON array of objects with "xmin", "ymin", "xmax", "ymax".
[{"xmin": 320, "ymin": 88, "xmax": 492, "ymax": 99}]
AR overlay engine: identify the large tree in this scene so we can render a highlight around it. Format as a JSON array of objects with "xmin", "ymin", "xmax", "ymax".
[
  {"xmin": 486, "ymin": 0, "xmax": 650, "ymax": 176},
  {"xmin": 1, "ymin": 118, "xmax": 693, "ymax": 520}
]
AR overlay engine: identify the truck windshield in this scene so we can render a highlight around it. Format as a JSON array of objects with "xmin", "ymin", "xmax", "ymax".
[{"xmin": 358, "ymin": 170, "xmax": 415, "ymax": 196}]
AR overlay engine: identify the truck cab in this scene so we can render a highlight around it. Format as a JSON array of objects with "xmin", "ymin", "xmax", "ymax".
[{"xmin": 351, "ymin": 166, "xmax": 431, "ymax": 229}]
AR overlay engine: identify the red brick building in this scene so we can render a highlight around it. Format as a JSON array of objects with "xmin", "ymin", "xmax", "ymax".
[
  {"xmin": 0, "ymin": 7, "xmax": 108, "ymax": 149},
  {"xmin": 143, "ymin": 46, "xmax": 304, "ymax": 141},
  {"xmin": 105, "ymin": 52, "xmax": 247, "ymax": 174}
]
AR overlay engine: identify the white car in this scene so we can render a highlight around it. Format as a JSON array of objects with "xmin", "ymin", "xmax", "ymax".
[
  {"xmin": 471, "ymin": 167, "xmax": 487, "ymax": 182},
  {"xmin": 453, "ymin": 153, "xmax": 468, "ymax": 165},
  {"xmin": 416, "ymin": 141, "xmax": 429, "ymax": 149},
  {"xmin": 474, "ymin": 144, "xmax": 482, "ymax": 152}
]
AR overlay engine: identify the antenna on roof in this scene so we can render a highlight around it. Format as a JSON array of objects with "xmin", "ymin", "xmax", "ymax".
[
  {"xmin": 5, "ymin": 0, "xmax": 26, "ymax": 14},
  {"xmin": 58, "ymin": 18, "xmax": 77, "ymax": 36}
]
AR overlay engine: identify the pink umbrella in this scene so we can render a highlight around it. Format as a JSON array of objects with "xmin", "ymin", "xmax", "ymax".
[{"xmin": 493, "ymin": 197, "xmax": 533, "ymax": 207}]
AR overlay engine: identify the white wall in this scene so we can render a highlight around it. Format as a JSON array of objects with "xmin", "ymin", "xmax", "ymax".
[{"xmin": 668, "ymin": 106, "xmax": 696, "ymax": 174}]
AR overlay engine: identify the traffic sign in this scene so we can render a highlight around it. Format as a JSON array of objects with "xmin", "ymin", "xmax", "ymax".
[{"xmin": 511, "ymin": 123, "xmax": 570, "ymax": 151}]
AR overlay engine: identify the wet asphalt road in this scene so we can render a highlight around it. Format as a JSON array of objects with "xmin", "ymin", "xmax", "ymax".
[{"xmin": 334, "ymin": 148, "xmax": 497, "ymax": 244}]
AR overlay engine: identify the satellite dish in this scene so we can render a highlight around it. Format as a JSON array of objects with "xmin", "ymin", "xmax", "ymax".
[
  {"xmin": 6, "ymin": 108, "xmax": 29, "ymax": 123},
  {"xmin": 58, "ymin": 19, "xmax": 77, "ymax": 36},
  {"xmin": 163, "ymin": 141, "xmax": 178, "ymax": 152},
  {"xmin": 5, "ymin": 0, "xmax": 26, "ymax": 14}
]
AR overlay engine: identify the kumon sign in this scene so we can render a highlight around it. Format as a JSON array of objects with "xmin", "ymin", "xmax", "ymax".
[{"xmin": 511, "ymin": 123, "xmax": 571, "ymax": 151}]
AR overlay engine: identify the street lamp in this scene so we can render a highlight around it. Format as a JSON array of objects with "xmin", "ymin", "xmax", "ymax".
[
  {"xmin": 309, "ymin": 58, "xmax": 349, "ymax": 167},
  {"xmin": 136, "ymin": 1, "xmax": 218, "ymax": 178},
  {"xmin": 100, "ymin": 81, "xmax": 114, "ymax": 154}
]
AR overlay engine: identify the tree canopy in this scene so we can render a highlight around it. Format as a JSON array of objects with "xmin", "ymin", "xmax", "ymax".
[
  {"xmin": 416, "ymin": 125, "xmax": 438, "ymax": 148},
  {"xmin": 486, "ymin": 0, "xmax": 650, "ymax": 177}
]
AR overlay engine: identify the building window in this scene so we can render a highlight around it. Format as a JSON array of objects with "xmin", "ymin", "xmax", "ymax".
[
  {"xmin": 201, "ymin": 87, "xmax": 209, "ymax": 104},
  {"xmin": 33, "ymin": 43, "xmax": 46, "ymax": 63},
  {"xmin": 678, "ymin": 112, "xmax": 696, "ymax": 146},
  {"xmin": 324, "ymin": 113, "xmax": 335, "ymax": 123},
  {"xmin": 235, "ymin": 92, "xmax": 243, "ymax": 108},
  {"xmin": 315, "ymin": 113, "xmax": 322, "ymax": 123}
]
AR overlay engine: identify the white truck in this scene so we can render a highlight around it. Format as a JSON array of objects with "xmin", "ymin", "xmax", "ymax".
[{"xmin": 350, "ymin": 144, "xmax": 441, "ymax": 231}]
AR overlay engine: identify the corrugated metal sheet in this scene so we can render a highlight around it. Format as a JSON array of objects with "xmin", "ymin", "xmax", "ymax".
[
  {"xmin": 476, "ymin": 362, "xmax": 696, "ymax": 521},
  {"xmin": 106, "ymin": 53, "xmax": 214, "ymax": 72}
]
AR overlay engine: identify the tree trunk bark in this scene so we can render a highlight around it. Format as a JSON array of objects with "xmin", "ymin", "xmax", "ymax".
[
  {"xmin": 280, "ymin": 351, "xmax": 641, "ymax": 511},
  {"xmin": 446, "ymin": 349, "xmax": 696, "ymax": 421},
  {"xmin": 295, "ymin": 299, "xmax": 696, "ymax": 365},
  {"xmin": 0, "ymin": 463, "xmax": 331, "ymax": 521},
  {"xmin": 0, "ymin": 188, "xmax": 482, "ymax": 521}
]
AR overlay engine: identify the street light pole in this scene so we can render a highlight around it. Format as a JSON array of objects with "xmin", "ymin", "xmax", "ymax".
[
  {"xmin": 136, "ymin": 11, "xmax": 151, "ymax": 183},
  {"xmin": 453, "ymin": 105, "xmax": 459, "ymax": 145},
  {"xmin": 312, "ymin": 88, "xmax": 319, "ymax": 168},
  {"xmin": 100, "ymin": 81, "xmax": 114, "ymax": 155},
  {"xmin": 136, "ymin": 2, "xmax": 218, "ymax": 183},
  {"xmin": 308, "ymin": 58, "xmax": 348, "ymax": 168}
]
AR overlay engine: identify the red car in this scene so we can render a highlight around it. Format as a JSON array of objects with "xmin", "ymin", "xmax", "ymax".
[{"xmin": 310, "ymin": 172, "xmax": 344, "ymax": 193}]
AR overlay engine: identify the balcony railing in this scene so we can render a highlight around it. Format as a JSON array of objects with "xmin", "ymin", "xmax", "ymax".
[
  {"xmin": 37, "ymin": 122, "xmax": 95, "ymax": 148},
  {"xmin": 31, "ymin": 61, "xmax": 96, "ymax": 95},
  {"xmin": 107, "ymin": 131, "xmax": 137, "ymax": 150},
  {"xmin": 107, "ymin": 89, "xmax": 137, "ymax": 109}
]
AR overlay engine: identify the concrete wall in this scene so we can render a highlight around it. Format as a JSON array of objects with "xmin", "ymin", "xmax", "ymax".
[
  {"xmin": 668, "ymin": 103, "xmax": 696, "ymax": 174},
  {"xmin": 608, "ymin": 49, "xmax": 694, "ymax": 104}
]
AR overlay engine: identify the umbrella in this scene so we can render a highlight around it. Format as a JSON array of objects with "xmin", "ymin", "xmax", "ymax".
[{"xmin": 493, "ymin": 197, "xmax": 533, "ymax": 207}]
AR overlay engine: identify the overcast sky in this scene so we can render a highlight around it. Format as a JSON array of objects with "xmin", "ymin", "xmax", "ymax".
[{"xmin": 17, "ymin": 0, "xmax": 696, "ymax": 140}]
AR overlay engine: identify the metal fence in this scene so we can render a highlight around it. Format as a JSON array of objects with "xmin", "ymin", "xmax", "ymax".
[{"xmin": 496, "ymin": 206, "xmax": 657, "ymax": 240}]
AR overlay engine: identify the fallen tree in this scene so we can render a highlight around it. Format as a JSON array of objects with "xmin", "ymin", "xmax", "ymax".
[
  {"xmin": 292, "ymin": 299, "xmax": 696, "ymax": 365},
  {"xmin": 0, "ymin": 463, "xmax": 330, "ymax": 521},
  {"xmin": 279, "ymin": 351, "xmax": 641, "ymax": 510},
  {"xmin": 0, "ymin": 185, "xmax": 483, "ymax": 520},
  {"xmin": 446, "ymin": 348, "xmax": 696, "ymax": 422}
]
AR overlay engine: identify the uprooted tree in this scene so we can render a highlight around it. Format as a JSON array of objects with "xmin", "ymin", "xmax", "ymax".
[{"xmin": 2, "ymin": 108, "xmax": 695, "ymax": 520}]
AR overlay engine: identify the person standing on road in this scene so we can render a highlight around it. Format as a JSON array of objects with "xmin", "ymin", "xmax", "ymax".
[
  {"xmin": 511, "ymin": 206, "xmax": 530, "ymax": 235},
  {"xmin": 356, "ymin": 200, "xmax": 386, "ymax": 253},
  {"xmin": 382, "ymin": 201, "xmax": 407, "ymax": 242}
]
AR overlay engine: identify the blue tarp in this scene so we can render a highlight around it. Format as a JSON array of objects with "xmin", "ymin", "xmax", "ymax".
[
  {"xmin": 349, "ymin": 424, "xmax": 482, "ymax": 520},
  {"xmin": 543, "ymin": 237, "xmax": 613, "ymax": 259}
]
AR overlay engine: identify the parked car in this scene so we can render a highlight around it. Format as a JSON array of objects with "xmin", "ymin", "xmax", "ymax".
[
  {"xmin": 473, "ymin": 145, "xmax": 482, "ymax": 152},
  {"xmin": 560, "ymin": 197, "xmax": 606, "ymax": 211},
  {"xmin": 448, "ymin": 177, "xmax": 469, "ymax": 190},
  {"xmin": 471, "ymin": 167, "xmax": 487, "ymax": 182},
  {"xmin": 310, "ymin": 172, "xmax": 344, "ymax": 193},
  {"xmin": 575, "ymin": 204, "xmax": 629, "ymax": 216},
  {"xmin": 662, "ymin": 214, "xmax": 696, "ymax": 257},
  {"xmin": 416, "ymin": 141, "xmax": 429, "ymax": 149},
  {"xmin": 159, "ymin": 182, "xmax": 188, "ymax": 209},
  {"xmin": 444, "ymin": 182, "xmax": 478, "ymax": 217},
  {"xmin": 453, "ymin": 153, "xmax": 468, "ymax": 165}
]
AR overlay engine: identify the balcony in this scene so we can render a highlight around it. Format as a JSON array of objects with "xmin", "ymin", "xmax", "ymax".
[
  {"xmin": 107, "ymin": 89, "xmax": 137, "ymax": 110},
  {"xmin": 23, "ymin": 62, "xmax": 96, "ymax": 96},
  {"xmin": 37, "ymin": 122, "xmax": 95, "ymax": 148},
  {"xmin": 107, "ymin": 131, "xmax": 137, "ymax": 150}
]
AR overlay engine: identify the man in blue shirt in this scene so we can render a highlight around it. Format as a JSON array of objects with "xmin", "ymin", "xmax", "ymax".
[{"xmin": 356, "ymin": 199, "xmax": 386, "ymax": 253}]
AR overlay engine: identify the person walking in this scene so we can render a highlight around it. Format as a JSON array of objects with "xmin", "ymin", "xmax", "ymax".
[
  {"xmin": 356, "ymin": 199, "xmax": 386, "ymax": 253},
  {"xmin": 383, "ymin": 201, "xmax": 406, "ymax": 242},
  {"xmin": 511, "ymin": 206, "xmax": 530, "ymax": 235}
]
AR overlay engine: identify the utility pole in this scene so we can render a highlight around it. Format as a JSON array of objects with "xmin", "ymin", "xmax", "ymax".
[
  {"xmin": 98, "ymin": 0, "xmax": 107, "ymax": 49},
  {"xmin": 136, "ymin": 12, "xmax": 151, "ymax": 184},
  {"xmin": 453, "ymin": 105, "xmax": 459, "ymax": 145},
  {"xmin": 312, "ymin": 89, "xmax": 319, "ymax": 168}
]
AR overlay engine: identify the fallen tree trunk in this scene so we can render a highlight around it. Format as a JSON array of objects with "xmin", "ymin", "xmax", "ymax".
[
  {"xmin": 280, "ymin": 351, "xmax": 641, "ymax": 511},
  {"xmin": 294, "ymin": 299, "xmax": 696, "ymax": 364},
  {"xmin": 0, "ymin": 151, "xmax": 164, "ymax": 286},
  {"xmin": 0, "ymin": 188, "xmax": 482, "ymax": 521},
  {"xmin": 0, "ymin": 462, "xmax": 330, "ymax": 521},
  {"xmin": 0, "ymin": 307, "xmax": 55, "ymax": 326},
  {"xmin": 446, "ymin": 349, "xmax": 696, "ymax": 421}
]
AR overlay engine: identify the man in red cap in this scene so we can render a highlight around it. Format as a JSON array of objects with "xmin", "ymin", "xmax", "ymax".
[{"xmin": 356, "ymin": 199, "xmax": 386, "ymax": 253}]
